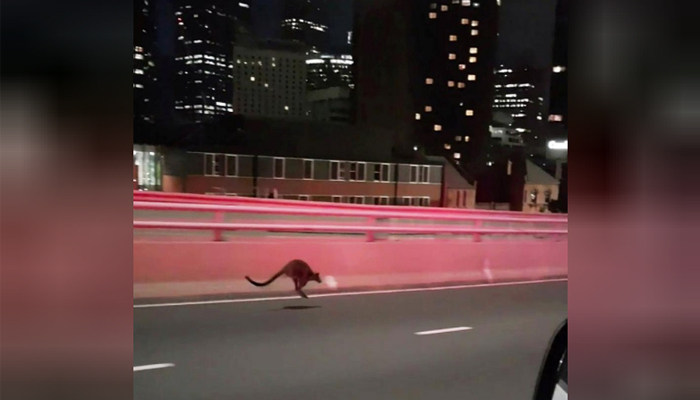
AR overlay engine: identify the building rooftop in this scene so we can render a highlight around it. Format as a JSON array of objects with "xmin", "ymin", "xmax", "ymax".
[{"xmin": 525, "ymin": 159, "xmax": 559, "ymax": 185}]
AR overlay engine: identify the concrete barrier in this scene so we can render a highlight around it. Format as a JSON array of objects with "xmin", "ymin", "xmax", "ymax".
[{"xmin": 134, "ymin": 238, "xmax": 567, "ymax": 299}]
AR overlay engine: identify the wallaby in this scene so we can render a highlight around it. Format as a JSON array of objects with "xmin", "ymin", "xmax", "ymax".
[{"xmin": 246, "ymin": 259, "xmax": 321, "ymax": 299}]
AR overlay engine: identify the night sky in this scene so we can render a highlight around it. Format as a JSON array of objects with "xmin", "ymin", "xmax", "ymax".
[{"xmin": 156, "ymin": 0, "xmax": 557, "ymax": 66}]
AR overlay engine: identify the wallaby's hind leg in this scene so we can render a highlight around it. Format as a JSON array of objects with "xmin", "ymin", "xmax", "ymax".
[{"xmin": 297, "ymin": 289, "xmax": 309, "ymax": 299}]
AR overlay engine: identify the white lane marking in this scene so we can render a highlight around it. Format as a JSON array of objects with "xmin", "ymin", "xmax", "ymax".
[
  {"xmin": 415, "ymin": 327, "xmax": 473, "ymax": 336},
  {"xmin": 133, "ymin": 363, "xmax": 175, "ymax": 372},
  {"xmin": 134, "ymin": 278, "xmax": 567, "ymax": 309}
]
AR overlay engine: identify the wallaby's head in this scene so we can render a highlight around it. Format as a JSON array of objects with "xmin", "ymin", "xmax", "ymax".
[{"xmin": 312, "ymin": 272, "xmax": 322, "ymax": 283}]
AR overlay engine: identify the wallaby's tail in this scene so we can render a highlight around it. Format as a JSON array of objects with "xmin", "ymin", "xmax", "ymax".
[{"xmin": 246, "ymin": 270, "xmax": 284, "ymax": 287}]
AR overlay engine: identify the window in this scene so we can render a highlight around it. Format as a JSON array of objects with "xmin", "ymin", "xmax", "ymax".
[
  {"xmin": 465, "ymin": 136, "xmax": 471, "ymax": 142},
  {"xmin": 299, "ymin": 195, "xmax": 310, "ymax": 201},
  {"xmin": 349, "ymin": 162, "xmax": 366, "ymax": 181},
  {"xmin": 454, "ymin": 153, "xmax": 461, "ymax": 159},
  {"xmin": 380, "ymin": 197, "xmax": 390, "ymax": 205},
  {"xmin": 472, "ymin": 20, "xmax": 479, "ymax": 27},
  {"xmin": 425, "ymin": 105, "xmax": 433, "ymax": 112},
  {"xmin": 544, "ymin": 189, "xmax": 552, "ymax": 203},
  {"xmin": 274, "ymin": 158, "xmax": 285, "ymax": 178},
  {"xmin": 434, "ymin": 124, "xmax": 442, "ymax": 131},
  {"xmin": 373, "ymin": 163, "xmax": 391, "ymax": 182},
  {"xmin": 549, "ymin": 114, "xmax": 563, "ymax": 122},
  {"xmin": 461, "ymin": 18, "xmax": 469, "ymax": 25},
  {"xmin": 429, "ymin": 12, "xmax": 437, "ymax": 19},
  {"xmin": 204, "ymin": 153, "xmax": 223, "ymax": 176},
  {"xmin": 458, "ymin": 64, "xmax": 466, "ymax": 70},
  {"xmin": 448, "ymin": 81, "xmax": 455, "ymax": 87},
  {"xmin": 354, "ymin": 196, "xmax": 364, "ymax": 204},
  {"xmin": 332, "ymin": 196, "xmax": 342, "ymax": 203},
  {"xmin": 455, "ymin": 136, "xmax": 462, "ymax": 141},
  {"xmin": 420, "ymin": 166, "xmax": 430, "ymax": 183},
  {"xmin": 462, "ymin": 0, "xmax": 471, "ymax": 5},
  {"xmin": 470, "ymin": 47, "xmax": 478, "ymax": 54},
  {"xmin": 444, "ymin": 143, "xmax": 452, "ymax": 150},
  {"xmin": 449, "ymin": 35, "xmax": 457, "ymax": 41},
  {"xmin": 441, "ymin": 5, "xmax": 448, "ymax": 11},
  {"xmin": 421, "ymin": 197, "xmax": 431, "ymax": 207},
  {"xmin": 430, "ymin": 3, "xmax": 437, "ymax": 9},
  {"xmin": 466, "ymin": 109, "xmax": 474, "ymax": 116},
  {"xmin": 410, "ymin": 165, "xmax": 419, "ymax": 183},
  {"xmin": 471, "ymin": 29, "xmax": 479, "ymax": 36},
  {"xmin": 468, "ymin": 74, "xmax": 476, "ymax": 81},
  {"xmin": 426, "ymin": 78, "xmax": 434, "ymax": 84},
  {"xmin": 303, "ymin": 159, "xmax": 314, "ymax": 180},
  {"xmin": 469, "ymin": 56, "xmax": 477, "ymax": 63},
  {"xmin": 448, "ymin": 53, "xmax": 456, "ymax": 60},
  {"xmin": 553, "ymin": 66, "xmax": 566, "ymax": 73},
  {"xmin": 415, "ymin": 113, "xmax": 421, "ymax": 120},
  {"xmin": 226, "ymin": 155, "xmax": 238, "ymax": 177},
  {"xmin": 458, "ymin": 82, "xmax": 465, "ymax": 89}
]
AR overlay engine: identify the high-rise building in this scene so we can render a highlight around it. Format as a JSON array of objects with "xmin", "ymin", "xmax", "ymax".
[
  {"xmin": 308, "ymin": 87, "xmax": 352, "ymax": 123},
  {"xmin": 232, "ymin": 40, "xmax": 309, "ymax": 119},
  {"xmin": 134, "ymin": 0, "xmax": 157, "ymax": 124},
  {"xmin": 306, "ymin": 54, "xmax": 354, "ymax": 91},
  {"xmin": 354, "ymin": 0, "xmax": 500, "ymax": 164},
  {"xmin": 492, "ymin": 66, "xmax": 548, "ymax": 150},
  {"xmin": 174, "ymin": 1, "xmax": 250, "ymax": 124},
  {"xmin": 280, "ymin": 0, "xmax": 330, "ymax": 52},
  {"xmin": 548, "ymin": 0, "xmax": 567, "ymax": 128}
]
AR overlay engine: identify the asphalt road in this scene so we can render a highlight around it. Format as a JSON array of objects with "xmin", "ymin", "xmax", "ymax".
[{"xmin": 134, "ymin": 280, "xmax": 567, "ymax": 400}]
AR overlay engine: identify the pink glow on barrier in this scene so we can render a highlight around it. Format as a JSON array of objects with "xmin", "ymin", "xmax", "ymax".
[
  {"xmin": 133, "ymin": 239, "xmax": 568, "ymax": 298},
  {"xmin": 133, "ymin": 191, "xmax": 568, "ymax": 220}
]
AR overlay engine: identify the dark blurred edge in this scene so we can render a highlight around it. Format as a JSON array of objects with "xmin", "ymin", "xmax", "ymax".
[{"xmin": 0, "ymin": 1, "xmax": 134, "ymax": 400}]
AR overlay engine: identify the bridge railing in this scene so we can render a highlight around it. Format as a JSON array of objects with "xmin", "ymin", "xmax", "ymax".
[
  {"xmin": 134, "ymin": 198, "xmax": 568, "ymax": 243},
  {"xmin": 133, "ymin": 191, "xmax": 569, "ymax": 220}
]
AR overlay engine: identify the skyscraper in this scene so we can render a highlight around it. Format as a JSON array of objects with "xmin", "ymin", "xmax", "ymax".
[
  {"xmin": 492, "ymin": 66, "xmax": 548, "ymax": 151},
  {"xmin": 134, "ymin": 0, "xmax": 156, "ymax": 124},
  {"xmin": 354, "ymin": 0, "xmax": 500, "ymax": 163},
  {"xmin": 306, "ymin": 54, "xmax": 354, "ymax": 91},
  {"xmin": 548, "ymin": 0, "xmax": 567, "ymax": 129},
  {"xmin": 173, "ymin": 1, "xmax": 250, "ymax": 124},
  {"xmin": 280, "ymin": 0, "xmax": 330, "ymax": 52}
]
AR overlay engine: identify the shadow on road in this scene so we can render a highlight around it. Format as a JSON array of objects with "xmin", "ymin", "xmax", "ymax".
[{"xmin": 276, "ymin": 305, "xmax": 322, "ymax": 311}]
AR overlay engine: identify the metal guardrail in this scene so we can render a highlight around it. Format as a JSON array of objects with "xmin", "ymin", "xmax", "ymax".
[
  {"xmin": 133, "ymin": 191, "xmax": 569, "ymax": 220},
  {"xmin": 134, "ymin": 199, "xmax": 568, "ymax": 243}
]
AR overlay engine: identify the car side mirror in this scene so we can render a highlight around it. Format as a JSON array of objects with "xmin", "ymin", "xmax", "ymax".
[{"xmin": 533, "ymin": 320, "xmax": 567, "ymax": 400}]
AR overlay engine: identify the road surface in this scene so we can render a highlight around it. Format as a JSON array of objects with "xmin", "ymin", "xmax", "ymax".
[{"xmin": 134, "ymin": 280, "xmax": 567, "ymax": 400}]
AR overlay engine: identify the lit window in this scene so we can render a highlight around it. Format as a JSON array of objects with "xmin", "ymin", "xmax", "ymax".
[
  {"xmin": 429, "ymin": 12, "xmax": 437, "ymax": 19},
  {"xmin": 468, "ymin": 74, "xmax": 476, "ymax": 81},
  {"xmin": 135, "ymin": 46, "xmax": 143, "ymax": 53},
  {"xmin": 425, "ymin": 106, "xmax": 433, "ymax": 112},
  {"xmin": 134, "ymin": 53, "xmax": 144, "ymax": 60},
  {"xmin": 134, "ymin": 69, "xmax": 144, "ymax": 75},
  {"xmin": 426, "ymin": 78, "xmax": 434, "ymax": 84},
  {"xmin": 444, "ymin": 143, "xmax": 452, "ymax": 150},
  {"xmin": 471, "ymin": 29, "xmax": 479, "ymax": 36},
  {"xmin": 448, "ymin": 81, "xmax": 455, "ymax": 87},
  {"xmin": 465, "ymin": 136, "xmax": 471, "ymax": 142},
  {"xmin": 434, "ymin": 124, "xmax": 442, "ymax": 132},
  {"xmin": 441, "ymin": 5, "xmax": 448, "ymax": 11},
  {"xmin": 450, "ymin": 35, "xmax": 458, "ymax": 41},
  {"xmin": 553, "ymin": 66, "xmax": 567, "ymax": 73},
  {"xmin": 415, "ymin": 113, "xmax": 421, "ymax": 120},
  {"xmin": 462, "ymin": 0, "xmax": 471, "ymax": 5},
  {"xmin": 472, "ymin": 20, "xmax": 479, "ymax": 27},
  {"xmin": 461, "ymin": 18, "xmax": 469, "ymax": 25},
  {"xmin": 469, "ymin": 57, "xmax": 477, "ymax": 63},
  {"xmin": 459, "ymin": 64, "xmax": 466, "ymax": 70},
  {"xmin": 455, "ymin": 136, "xmax": 462, "ymax": 142},
  {"xmin": 470, "ymin": 47, "xmax": 478, "ymax": 54},
  {"xmin": 454, "ymin": 153, "xmax": 461, "ymax": 159},
  {"xmin": 458, "ymin": 82, "xmax": 465, "ymax": 88},
  {"xmin": 466, "ymin": 109, "xmax": 474, "ymax": 116},
  {"xmin": 449, "ymin": 53, "xmax": 456, "ymax": 60},
  {"xmin": 250, "ymin": 76, "xmax": 256, "ymax": 81},
  {"xmin": 549, "ymin": 114, "xmax": 563, "ymax": 122},
  {"xmin": 285, "ymin": 105, "xmax": 290, "ymax": 111}
]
